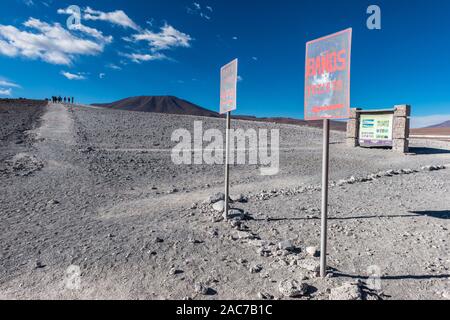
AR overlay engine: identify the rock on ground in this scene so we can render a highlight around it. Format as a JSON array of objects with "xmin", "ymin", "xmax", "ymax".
[{"xmin": 329, "ymin": 283, "xmax": 362, "ymax": 300}]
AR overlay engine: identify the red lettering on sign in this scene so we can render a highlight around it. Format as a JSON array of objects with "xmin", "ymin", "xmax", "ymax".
[
  {"xmin": 306, "ymin": 50, "xmax": 347, "ymax": 78},
  {"xmin": 312, "ymin": 104, "xmax": 344, "ymax": 113}
]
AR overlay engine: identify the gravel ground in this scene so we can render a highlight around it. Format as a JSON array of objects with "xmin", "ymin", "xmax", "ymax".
[{"xmin": 0, "ymin": 103, "xmax": 449, "ymax": 300}]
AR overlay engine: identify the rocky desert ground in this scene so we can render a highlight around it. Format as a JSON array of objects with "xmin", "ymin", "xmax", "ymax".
[{"xmin": 0, "ymin": 100, "xmax": 449, "ymax": 300}]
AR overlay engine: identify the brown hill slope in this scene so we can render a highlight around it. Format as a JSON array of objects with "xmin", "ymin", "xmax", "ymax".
[{"xmin": 427, "ymin": 120, "xmax": 450, "ymax": 128}]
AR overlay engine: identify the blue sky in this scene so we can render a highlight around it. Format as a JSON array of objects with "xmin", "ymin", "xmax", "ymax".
[{"xmin": 0, "ymin": 0, "xmax": 449, "ymax": 127}]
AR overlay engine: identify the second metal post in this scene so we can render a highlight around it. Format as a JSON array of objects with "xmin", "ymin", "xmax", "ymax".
[
  {"xmin": 224, "ymin": 111, "xmax": 231, "ymax": 220},
  {"xmin": 320, "ymin": 119, "xmax": 330, "ymax": 278}
]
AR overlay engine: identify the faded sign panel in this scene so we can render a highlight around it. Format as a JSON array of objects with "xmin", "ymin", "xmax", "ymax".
[
  {"xmin": 359, "ymin": 114, "xmax": 394, "ymax": 146},
  {"xmin": 304, "ymin": 29, "xmax": 352, "ymax": 120},
  {"xmin": 220, "ymin": 59, "xmax": 238, "ymax": 114}
]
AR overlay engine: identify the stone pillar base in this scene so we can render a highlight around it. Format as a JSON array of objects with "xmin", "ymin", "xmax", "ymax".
[
  {"xmin": 393, "ymin": 139, "xmax": 409, "ymax": 153},
  {"xmin": 346, "ymin": 138, "xmax": 359, "ymax": 148}
]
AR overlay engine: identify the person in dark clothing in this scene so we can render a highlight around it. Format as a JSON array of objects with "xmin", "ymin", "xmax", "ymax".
[
  {"xmin": 71, "ymin": 97, "xmax": 74, "ymax": 104},
  {"xmin": 64, "ymin": 97, "xmax": 67, "ymax": 103},
  {"xmin": 59, "ymin": 96, "xmax": 62, "ymax": 103}
]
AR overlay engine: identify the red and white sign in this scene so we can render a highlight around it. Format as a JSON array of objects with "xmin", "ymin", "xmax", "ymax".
[
  {"xmin": 220, "ymin": 59, "xmax": 238, "ymax": 114},
  {"xmin": 304, "ymin": 29, "xmax": 352, "ymax": 120}
]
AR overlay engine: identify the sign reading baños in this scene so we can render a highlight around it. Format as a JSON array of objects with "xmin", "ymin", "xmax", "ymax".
[
  {"xmin": 304, "ymin": 29, "xmax": 352, "ymax": 278},
  {"xmin": 305, "ymin": 28, "xmax": 352, "ymax": 120}
]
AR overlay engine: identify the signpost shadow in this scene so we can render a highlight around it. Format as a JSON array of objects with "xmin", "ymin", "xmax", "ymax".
[{"xmin": 409, "ymin": 147, "xmax": 450, "ymax": 155}]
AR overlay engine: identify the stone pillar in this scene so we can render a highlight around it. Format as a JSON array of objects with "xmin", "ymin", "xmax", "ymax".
[
  {"xmin": 393, "ymin": 105, "xmax": 411, "ymax": 153},
  {"xmin": 346, "ymin": 108, "xmax": 361, "ymax": 147}
]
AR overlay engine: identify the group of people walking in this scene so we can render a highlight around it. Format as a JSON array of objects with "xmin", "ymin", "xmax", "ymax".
[{"xmin": 52, "ymin": 96, "xmax": 74, "ymax": 104}]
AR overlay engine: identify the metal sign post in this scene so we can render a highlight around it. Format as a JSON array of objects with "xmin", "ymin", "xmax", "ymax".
[
  {"xmin": 304, "ymin": 29, "xmax": 352, "ymax": 277},
  {"xmin": 320, "ymin": 119, "xmax": 330, "ymax": 278},
  {"xmin": 224, "ymin": 111, "xmax": 231, "ymax": 220},
  {"xmin": 220, "ymin": 59, "xmax": 238, "ymax": 220}
]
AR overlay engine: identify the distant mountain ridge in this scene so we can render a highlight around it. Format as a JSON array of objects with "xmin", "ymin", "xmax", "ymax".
[
  {"xmin": 426, "ymin": 120, "xmax": 450, "ymax": 128},
  {"xmin": 92, "ymin": 95, "xmax": 346, "ymax": 131}
]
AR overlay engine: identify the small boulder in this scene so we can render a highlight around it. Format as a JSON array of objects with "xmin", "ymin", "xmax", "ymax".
[
  {"xmin": 329, "ymin": 282, "xmax": 362, "ymax": 300},
  {"xmin": 231, "ymin": 194, "xmax": 248, "ymax": 203},
  {"xmin": 297, "ymin": 259, "xmax": 320, "ymax": 273},
  {"xmin": 278, "ymin": 240, "xmax": 295, "ymax": 252},
  {"xmin": 194, "ymin": 282, "xmax": 216, "ymax": 295},
  {"xmin": 212, "ymin": 201, "xmax": 225, "ymax": 212},
  {"xmin": 278, "ymin": 279, "xmax": 309, "ymax": 298},
  {"xmin": 206, "ymin": 193, "xmax": 225, "ymax": 204}
]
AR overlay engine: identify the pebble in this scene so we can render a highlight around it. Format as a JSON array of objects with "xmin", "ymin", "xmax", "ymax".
[
  {"xmin": 257, "ymin": 292, "xmax": 274, "ymax": 300},
  {"xmin": 249, "ymin": 264, "xmax": 263, "ymax": 274},
  {"xmin": 442, "ymin": 291, "xmax": 450, "ymax": 300},
  {"xmin": 306, "ymin": 246, "xmax": 319, "ymax": 257},
  {"xmin": 169, "ymin": 268, "xmax": 183, "ymax": 275},
  {"xmin": 194, "ymin": 282, "xmax": 216, "ymax": 295}
]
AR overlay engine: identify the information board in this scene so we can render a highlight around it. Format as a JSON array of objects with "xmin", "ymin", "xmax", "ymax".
[{"xmin": 359, "ymin": 113, "xmax": 394, "ymax": 146}]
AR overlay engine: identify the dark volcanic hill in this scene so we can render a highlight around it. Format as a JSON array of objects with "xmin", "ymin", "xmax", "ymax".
[
  {"xmin": 92, "ymin": 96, "xmax": 219, "ymax": 118},
  {"xmin": 427, "ymin": 120, "xmax": 450, "ymax": 128}
]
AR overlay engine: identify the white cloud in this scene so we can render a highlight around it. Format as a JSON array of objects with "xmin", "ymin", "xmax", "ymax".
[
  {"xmin": 84, "ymin": 7, "xmax": 140, "ymax": 31},
  {"xmin": 23, "ymin": 0, "xmax": 34, "ymax": 7},
  {"xmin": 252, "ymin": 56, "xmax": 258, "ymax": 61},
  {"xmin": 61, "ymin": 71, "xmax": 86, "ymax": 80},
  {"xmin": 237, "ymin": 75, "xmax": 243, "ymax": 82},
  {"xmin": 0, "ymin": 18, "xmax": 109, "ymax": 65},
  {"xmin": 106, "ymin": 63, "xmax": 122, "ymax": 70},
  {"xmin": 0, "ymin": 88, "xmax": 12, "ymax": 96},
  {"xmin": 130, "ymin": 24, "xmax": 192, "ymax": 52},
  {"xmin": 99, "ymin": 73, "xmax": 106, "ymax": 79},
  {"xmin": 411, "ymin": 114, "xmax": 450, "ymax": 128},
  {"xmin": 121, "ymin": 52, "xmax": 167, "ymax": 63},
  {"xmin": 70, "ymin": 24, "xmax": 113, "ymax": 43},
  {"xmin": 232, "ymin": 36, "xmax": 238, "ymax": 40},
  {"xmin": 0, "ymin": 79, "xmax": 20, "ymax": 88},
  {"xmin": 57, "ymin": 6, "xmax": 79, "ymax": 16},
  {"xmin": 187, "ymin": 3, "xmax": 212, "ymax": 20}
]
